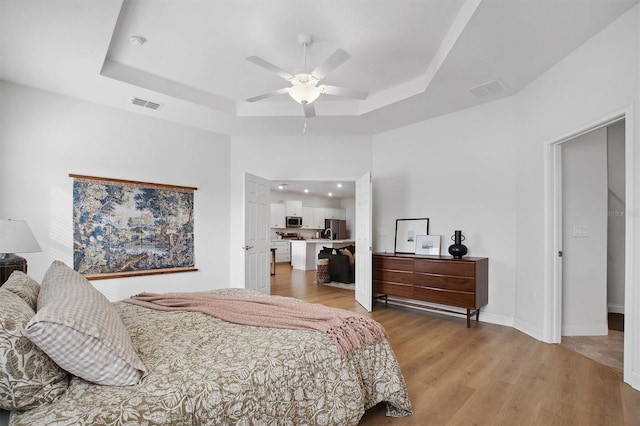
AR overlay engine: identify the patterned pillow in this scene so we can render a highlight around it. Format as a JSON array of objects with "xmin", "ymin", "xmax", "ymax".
[
  {"xmin": 25, "ymin": 261, "xmax": 147, "ymax": 386},
  {"xmin": 0, "ymin": 288, "xmax": 68, "ymax": 410},
  {"xmin": 3, "ymin": 271, "xmax": 40, "ymax": 310}
]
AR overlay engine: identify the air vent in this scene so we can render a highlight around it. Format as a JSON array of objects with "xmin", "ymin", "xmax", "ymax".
[
  {"xmin": 131, "ymin": 97, "xmax": 162, "ymax": 110},
  {"xmin": 468, "ymin": 79, "xmax": 506, "ymax": 98}
]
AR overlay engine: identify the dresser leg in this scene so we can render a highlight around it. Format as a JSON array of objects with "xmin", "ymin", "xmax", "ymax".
[
  {"xmin": 466, "ymin": 309, "xmax": 471, "ymax": 328},
  {"xmin": 476, "ymin": 308, "xmax": 480, "ymax": 323}
]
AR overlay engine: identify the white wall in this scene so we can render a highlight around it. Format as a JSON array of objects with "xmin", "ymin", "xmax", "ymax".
[
  {"xmin": 607, "ymin": 120, "xmax": 626, "ymax": 314},
  {"xmin": 561, "ymin": 128, "xmax": 608, "ymax": 336},
  {"xmin": 514, "ymin": 5, "xmax": 639, "ymax": 339},
  {"xmin": 229, "ymin": 135, "xmax": 372, "ymax": 287},
  {"xmin": 372, "ymin": 97, "xmax": 519, "ymax": 325},
  {"xmin": 0, "ymin": 82, "xmax": 232, "ymax": 301}
]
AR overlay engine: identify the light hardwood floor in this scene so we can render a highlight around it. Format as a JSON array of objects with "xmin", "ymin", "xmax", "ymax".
[{"xmin": 271, "ymin": 263, "xmax": 640, "ymax": 426}]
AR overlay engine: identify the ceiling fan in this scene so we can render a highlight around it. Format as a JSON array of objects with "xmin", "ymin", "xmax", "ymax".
[{"xmin": 245, "ymin": 34, "xmax": 368, "ymax": 118}]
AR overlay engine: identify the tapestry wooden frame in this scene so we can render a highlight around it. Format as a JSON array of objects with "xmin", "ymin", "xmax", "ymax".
[{"xmin": 70, "ymin": 174, "xmax": 197, "ymax": 280}]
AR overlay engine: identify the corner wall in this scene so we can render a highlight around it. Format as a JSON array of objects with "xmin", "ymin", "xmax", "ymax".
[
  {"xmin": 0, "ymin": 82, "xmax": 232, "ymax": 300},
  {"xmin": 372, "ymin": 97, "xmax": 519, "ymax": 325},
  {"xmin": 514, "ymin": 4, "xmax": 639, "ymax": 339}
]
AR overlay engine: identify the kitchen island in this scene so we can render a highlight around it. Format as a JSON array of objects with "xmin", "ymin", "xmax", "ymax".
[{"xmin": 290, "ymin": 239, "xmax": 355, "ymax": 270}]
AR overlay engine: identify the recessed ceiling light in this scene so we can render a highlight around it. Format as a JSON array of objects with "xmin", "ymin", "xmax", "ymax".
[
  {"xmin": 336, "ymin": 183, "xmax": 342, "ymax": 188},
  {"xmin": 278, "ymin": 185, "xmax": 284, "ymax": 190},
  {"xmin": 304, "ymin": 189, "xmax": 309, "ymax": 193},
  {"xmin": 129, "ymin": 35, "xmax": 146, "ymax": 46},
  {"xmin": 328, "ymin": 192, "xmax": 333, "ymax": 197}
]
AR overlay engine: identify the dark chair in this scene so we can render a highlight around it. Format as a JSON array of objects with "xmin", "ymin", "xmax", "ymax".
[{"xmin": 317, "ymin": 245, "xmax": 355, "ymax": 284}]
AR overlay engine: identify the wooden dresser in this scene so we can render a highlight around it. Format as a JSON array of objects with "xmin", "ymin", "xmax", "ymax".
[{"xmin": 373, "ymin": 253, "xmax": 488, "ymax": 327}]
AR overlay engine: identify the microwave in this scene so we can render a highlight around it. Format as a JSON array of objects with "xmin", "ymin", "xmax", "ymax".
[{"xmin": 286, "ymin": 216, "xmax": 302, "ymax": 228}]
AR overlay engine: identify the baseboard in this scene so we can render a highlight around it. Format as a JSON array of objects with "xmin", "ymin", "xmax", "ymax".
[
  {"xmin": 561, "ymin": 324, "xmax": 609, "ymax": 336},
  {"xmin": 608, "ymin": 304, "xmax": 625, "ymax": 314},
  {"xmin": 513, "ymin": 318, "xmax": 544, "ymax": 341},
  {"xmin": 380, "ymin": 298, "xmax": 514, "ymax": 327},
  {"xmin": 629, "ymin": 369, "xmax": 640, "ymax": 392},
  {"xmin": 477, "ymin": 311, "xmax": 514, "ymax": 328}
]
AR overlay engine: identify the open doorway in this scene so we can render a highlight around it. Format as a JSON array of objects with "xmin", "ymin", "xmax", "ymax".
[
  {"xmin": 265, "ymin": 174, "xmax": 372, "ymax": 311},
  {"xmin": 558, "ymin": 119, "xmax": 625, "ymax": 372}
]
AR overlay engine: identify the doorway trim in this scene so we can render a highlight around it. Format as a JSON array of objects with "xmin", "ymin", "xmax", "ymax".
[{"xmin": 543, "ymin": 104, "xmax": 638, "ymax": 389}]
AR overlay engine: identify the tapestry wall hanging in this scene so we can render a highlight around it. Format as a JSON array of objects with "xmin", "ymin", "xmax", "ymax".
[{"xmin": 70, "ymin": 174, "xmax": 197, "ymax": 280}]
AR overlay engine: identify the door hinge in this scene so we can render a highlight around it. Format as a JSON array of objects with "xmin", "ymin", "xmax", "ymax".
[{"xmin": 558, "ymin": 251, "xmax": 563, "ymax": 257}]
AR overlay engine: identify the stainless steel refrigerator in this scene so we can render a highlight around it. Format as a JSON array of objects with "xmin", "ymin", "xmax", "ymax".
[{"xmin": 324, "ymin": 219, "xmax": 348, "ymax": 240}]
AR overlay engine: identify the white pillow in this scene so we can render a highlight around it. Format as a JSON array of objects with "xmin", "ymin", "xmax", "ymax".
[{"xmin": 25, "ymin": 261, "xmax": 147, "ymax": 386}]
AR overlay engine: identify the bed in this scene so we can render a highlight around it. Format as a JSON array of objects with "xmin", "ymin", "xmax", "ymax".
[{"xmin": 0, "ymin": 261, "xmax": 412, "ymax": 425}]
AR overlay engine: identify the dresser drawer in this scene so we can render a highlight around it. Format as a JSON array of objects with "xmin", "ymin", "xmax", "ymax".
[
  {"xmin": 374, "ymin": 281, "xmax": 414, "ymax": 298},
  {"xmin": 374, "ymin": 256, "xmax": 413, "ymax": 272},
  {"xmin": 414, "ymin": 273, "xmax": 475, "ymax": 292},
  {"xmin": 374, "ymin": 269, "xmax": 414, "ymax": 285},
  {"xmin": 414, "ymin": 287, "xmax": 475, "ymax": 308},
  {"xmin": 372, "ymin": 253, "xmax": 488, "ymax": 328},
  {"xmin": 414, "ymin": 258, "xmax": 475, "ymax": 277}
]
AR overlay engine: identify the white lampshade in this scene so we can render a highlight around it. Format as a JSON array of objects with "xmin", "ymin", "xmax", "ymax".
[
  {"xmin": 288, "ymin": 83, "xmax": 322, "ymax": 105},
  {"xmin": 0, "ymin": 219, "xmax": 42, "ymax": 254}
]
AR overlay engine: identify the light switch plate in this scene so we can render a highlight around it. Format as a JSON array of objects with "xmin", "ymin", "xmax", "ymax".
[{"xmin": 572, "ymin": 225, "xmax": 589, "ymax": 238}]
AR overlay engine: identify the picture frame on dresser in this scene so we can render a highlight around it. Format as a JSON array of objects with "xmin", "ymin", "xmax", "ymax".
[
  {"xmin": 415, "ymin": 235, "xmax": 441, "ymax": 255},
  {"xmin": 394, "ymin": 218, "xmax": 429, "ymax": 254}
]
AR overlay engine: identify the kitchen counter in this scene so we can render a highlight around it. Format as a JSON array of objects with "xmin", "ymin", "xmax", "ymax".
[
  {"xmin": 270, "ymin": 240, "xmax": 291, "ymax": 263},
  {"xmin": 290, "ymin": 240, "xmax": 355, "ymax": 270}
]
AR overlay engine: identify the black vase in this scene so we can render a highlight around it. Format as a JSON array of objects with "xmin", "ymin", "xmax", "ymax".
[{"xmin": 448, "ymin": 230, "xmax": 468, "ymax": 259}]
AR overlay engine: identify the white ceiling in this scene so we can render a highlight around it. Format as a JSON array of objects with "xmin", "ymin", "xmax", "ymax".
[
  {"xmin": 1, "ymin": 0, "xmax": 637, "ymax": 136},
  {"xmin": 272, "ymin": 180, "xmax": 355, "ymax": 200}
]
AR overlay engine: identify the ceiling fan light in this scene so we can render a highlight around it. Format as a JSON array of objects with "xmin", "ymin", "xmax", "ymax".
[{"xmin": 288, "ymin": 83, "xmax": 321, "ymax": 105}]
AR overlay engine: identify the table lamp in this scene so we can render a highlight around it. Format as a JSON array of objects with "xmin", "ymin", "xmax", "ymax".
[{"xmin": 0, "ymin": 219, "xmax": 42, "ymax": 285}]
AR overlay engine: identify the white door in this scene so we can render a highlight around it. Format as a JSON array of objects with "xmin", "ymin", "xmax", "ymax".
[
  {"xmin": 561, "ymin": 129, "xmax": 608, "ymax": 336},
  {"xmin": 355, "ymin": 171, "xmax": 372, "ymax": 311},
  {"xmin": 244, "ymin": 173, "xmax": 271, "ymax": 294}
]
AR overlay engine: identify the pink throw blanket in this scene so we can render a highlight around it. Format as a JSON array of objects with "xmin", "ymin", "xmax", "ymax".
[{"xmin": 123, "ymin": 292, "xmax": 387, "ymax": 358}]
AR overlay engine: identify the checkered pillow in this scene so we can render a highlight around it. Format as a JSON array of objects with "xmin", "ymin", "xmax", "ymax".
[
  {"xmin": 2, "ymin": 271, "xmax": 40, "ymax": 310},
  {"xmin": 25, "ymin": 261, "xmax": 147, "ymax": 386}
]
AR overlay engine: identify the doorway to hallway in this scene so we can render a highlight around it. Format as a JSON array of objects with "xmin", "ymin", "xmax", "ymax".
[{"xmin": 555, "ymin": 119, "xmax": 625, "ymax": 373}]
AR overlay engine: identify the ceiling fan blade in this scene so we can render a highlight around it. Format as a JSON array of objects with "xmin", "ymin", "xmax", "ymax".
[
  {"xmin": 303, "ymin": 103, "xmax": 316, "ymax": 118},
  {"xmin": 246, "ymin": 87, "xmax": 289, "ymax": 103},
  {"xmin": 311, "ymin": 49, "xmax": 351, "ymax": 80},
  {"xmin": 246, "ymin": 56, "xmax": 294, "ymax": 81},
  {"xmin": 321, "ymin": 85, "xmax": 368, "ymax": 100}
]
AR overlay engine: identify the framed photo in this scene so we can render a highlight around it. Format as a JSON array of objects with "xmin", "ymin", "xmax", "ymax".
[
  {"xmin": 415, "ymin": 235, "xmax": 441, "ymax": 255},
  {"xmin": 394, "ymin": 218, "xmax": 429, "ymax": 254}
]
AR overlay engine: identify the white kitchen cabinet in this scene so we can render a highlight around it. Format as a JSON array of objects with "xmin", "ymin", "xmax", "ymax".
[
  {"xmin": 325, "ymin": 208, "xmax": 345, "ymax": 220},
  {"xmin": 270, "ymin": 240, "xmax": 290, "ymax": 263},
  {"xmin": 270, "ymin": 203, "xmax": 286, "ymax": 228},
  {"xmin": 302, "ymin": 206, "xmax": 314, "ymax": 229},
  {"xmin": 312, "ymin": 207, "xmax": 326, "ymax": 229},
  {"xmin": 285, "ymin": 200, "xmax": 303, "ymax": 217}
]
